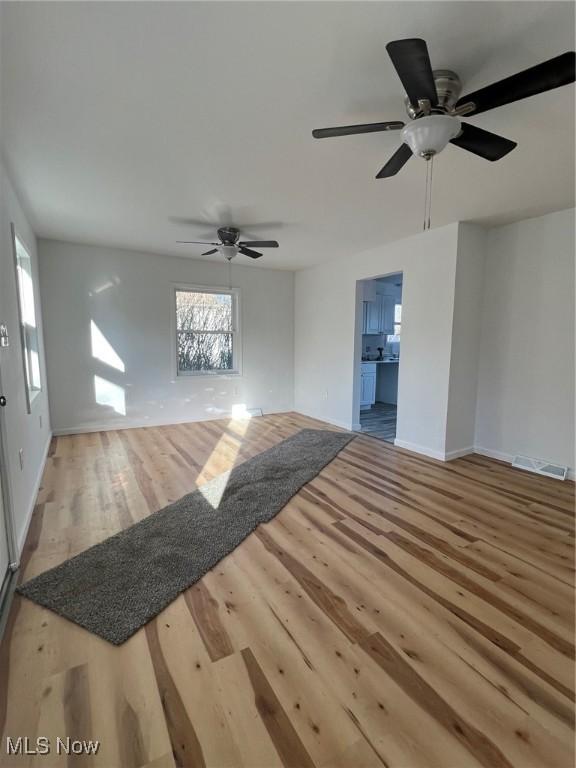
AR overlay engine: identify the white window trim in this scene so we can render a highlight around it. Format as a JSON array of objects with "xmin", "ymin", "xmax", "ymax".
[
  {"xmin": 11, "ymin": 223, "xmax": 42, "ymax": 414},
  {"xmin": 171, "ymin": 283, "xmax": 242, "ymax": 377}
]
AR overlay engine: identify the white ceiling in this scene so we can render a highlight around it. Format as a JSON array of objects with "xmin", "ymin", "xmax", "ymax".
[{"xmin": 1, "ymin": 1, "xmax": 574, "ymax": 270}]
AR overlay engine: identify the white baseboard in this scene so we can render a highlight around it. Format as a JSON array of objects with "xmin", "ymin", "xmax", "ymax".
[
  {"xmin": 293, "ymin": 409, "xmax": 353, "ymax": 432},
  {"xmin": 444, "ymin": 446, "xmax": 475, "ymax": 460},
  {"xmin": 473, "ymin": 445, "xmax": 515, "ymax": 464},
  {"xmin": 16, "ymin": 431, "xmax": 52, "ymax": 557},
  {"xmin": 392, "ymin": 440, "xmax": 474, "ymax": 462},
  {"xmin": 393, "ymin": 438, "xmax": 447, "ymax": 461},
  {"xmin": 52, "ymin": 408, "xmax": 292, "ymax": 436}
]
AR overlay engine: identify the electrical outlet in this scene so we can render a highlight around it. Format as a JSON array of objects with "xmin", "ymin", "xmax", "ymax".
[
  {"xmin": 39, "ymin": 414, "xmax": 43, "ymax": 429},
  {"xmin": 18, "ymin": 448, "xmax": 24, "ymax": 470}
]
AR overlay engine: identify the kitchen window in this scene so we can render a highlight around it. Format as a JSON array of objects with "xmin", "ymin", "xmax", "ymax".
[
  {"xmin": 12, "ymin": 226, "xmax": 42, "ymax": 411},
  {"xmin": 388, "ymin": 303, "xmax": 402, "ymax": 343},
  {"xmin": 174, "ymin": 286, "xmax": 240, "ymax": 375}
]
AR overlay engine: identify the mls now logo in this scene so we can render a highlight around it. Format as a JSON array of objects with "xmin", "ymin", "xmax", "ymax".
[{"xmin": 6, "ymin": 737, "xmax": 100, "ymax": 755}]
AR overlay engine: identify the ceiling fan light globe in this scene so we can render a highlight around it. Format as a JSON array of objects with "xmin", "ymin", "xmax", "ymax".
[
  {"xmin": 401, "ymin": 115, "xmax": 461, "ymax": 158},
  {"xmin": 219, "ymin": 245, "xmax": 238, "ymax": 261}
]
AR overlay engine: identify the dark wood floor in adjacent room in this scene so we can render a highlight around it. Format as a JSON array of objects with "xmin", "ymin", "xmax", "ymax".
[
  {"xmin": 360, "ymin": 402, "xmax": 397, "ymax": 442},
  {"xmin": 0, "ymin": 412, "xmax": 574, "ymax": 768}
]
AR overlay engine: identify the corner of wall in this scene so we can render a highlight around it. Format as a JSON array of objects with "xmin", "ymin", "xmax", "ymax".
[{"xmin": 444, "ymin": 221, "xmax": 487, "ymax": 456}]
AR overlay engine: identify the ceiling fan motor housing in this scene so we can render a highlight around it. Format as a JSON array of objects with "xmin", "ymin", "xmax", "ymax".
[
  {"xmin": 217, "ymin": 226, "xmax": 240, "ymax": 245},
  {"xmin": 404, "ymin": 69, "xmax": 463, "ymax": 118},
  {"xmin": 401, "ymin": 68, "xmax": 463, "ymax": 158}
]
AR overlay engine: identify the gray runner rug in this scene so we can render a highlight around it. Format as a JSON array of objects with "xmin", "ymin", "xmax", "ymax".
[{"xmin": 18, "ymin": 428, "xmax": 354, "ymax": 644}]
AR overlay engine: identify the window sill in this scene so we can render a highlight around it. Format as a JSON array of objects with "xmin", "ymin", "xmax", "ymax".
[{"xmin": 177, "ymin": 370, "xmax": 241, "ymax": 378}]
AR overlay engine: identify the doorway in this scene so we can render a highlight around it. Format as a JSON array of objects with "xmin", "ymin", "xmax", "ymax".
[{"xmin": 357, "ymin": 273, "xmax": 402, "ymax": 442}]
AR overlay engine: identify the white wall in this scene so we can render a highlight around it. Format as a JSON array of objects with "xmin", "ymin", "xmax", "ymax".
[
  {"xmin": 0, "ymin": 159, "xmax": 51, "ymax": 553},
  {"xmin": 295, "ymin": 223, "xmax": 461, "ymax": 458},
  {"xmin": 445, "ymin": 224, "xmax": 487, "ymax": 456},
  {"xmin": 39, "ymin": 240, "xmax": 294, "ymax": 434},
  {"xmin": 475, "ymin": 209, "xmax": 575, "ymax": 472}
]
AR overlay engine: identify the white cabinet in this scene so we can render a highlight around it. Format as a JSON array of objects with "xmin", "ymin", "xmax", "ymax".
[
  {"xmin": 380, "ymin": 294, "xmax": 396, "ymax": 334},
  {"xmin": 362, "ymin": 294, "xmax": 396, "ymax": 334},
  {"xmin": 363, "ymin": 300, "xmax": 381, "ymax": 334},
  {"xmin": 361, "ymin": 280, "xmax": 377, "ymax": 302},
  {"xmin": 360, "ymin": 363, "xmax": 376, "ymax": 410}
]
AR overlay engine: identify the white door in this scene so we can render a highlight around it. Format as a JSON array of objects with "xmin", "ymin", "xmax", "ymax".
[
  {"xmin": 0, "ymin": 468, "xmax": 10, "ymax": 595},
  {"xmin": 0, "ymin": 359, "xmax": 13, "ymax": 594}
]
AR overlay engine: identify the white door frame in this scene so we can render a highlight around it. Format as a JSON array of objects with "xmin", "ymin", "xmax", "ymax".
[
  {"xmin": 352, "ymin": 271, "xmax": 403, "ymax": 433},
  {"xmin": 0, "ymin": 355, "xmax": 18, "ymax": 570},
  {"xmin": 0, "ymin": 351, "xmax": 19, "ymax": 641}
]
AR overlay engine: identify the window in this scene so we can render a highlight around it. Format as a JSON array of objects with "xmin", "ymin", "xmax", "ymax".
[
  {"xmin": 387, "ymin": 303, "xmax": 402, "ymax": 343},
  {"xmin": 175, "ymin": 287, "xmax": 240, "ymax": 375},
  {"xmin": 12, "ymin": 226, "xmax": 41, "ymax": 410}
]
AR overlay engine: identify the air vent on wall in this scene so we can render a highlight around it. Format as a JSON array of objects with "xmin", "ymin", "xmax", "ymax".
[{"xmin": 512, "ymin": 455, "xmax": 568, "ymax": 481}]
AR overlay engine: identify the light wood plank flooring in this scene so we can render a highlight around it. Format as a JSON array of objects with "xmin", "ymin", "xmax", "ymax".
[{"xmin": 0, "ymin": 412, "xmax": 574, "ymax": 768}]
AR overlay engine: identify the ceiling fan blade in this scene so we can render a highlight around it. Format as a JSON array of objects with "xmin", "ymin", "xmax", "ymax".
[
  {"xmin": 239, "ymin": 247, "xmax": 262, "ymax": 259},
  {"xmin": 239, "ymin": 240, "xmax": 279, "ymax": 248},
  {"xmin": 312, "ymin": 121, "xmax": 404, "ymax": 139},
  {"xmin": 176, "ymin": 240, "xmax": 219, "ymax": 245},
  {"xmin": 376, "ymin": 143, "xmax": 413, "ymax": 178},
  {"xmin": 450, "ymin": 122, "xmax": 517, "ymax": 160},
  {"xmin": 202, "ymin": 249, "xmax": 219, "ymax": 256},
  {"xmin": 386, "ymin": 38, "xmax": 438, "ymax": 108},
  {"xmin": 170, "ymin": 216, "xmax": 217, "ymax": 228},
  {"xmin": 455, "ymin": 51, "xmax": 576, "ymax": 116}
]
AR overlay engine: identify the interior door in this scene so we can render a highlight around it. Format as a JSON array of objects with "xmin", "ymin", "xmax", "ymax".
[
  {"xmin": 0, "ymin": 353, "xmax": 14, "ymax": 599},
  {"xmin": 0, "ymin": 468, "xmax": 10, "ymax": 596}
]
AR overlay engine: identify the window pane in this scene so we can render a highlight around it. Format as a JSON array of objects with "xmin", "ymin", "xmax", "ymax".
[
  {"xmin": 176, "ymin": 291, "xmax": 232, "ymax": 332},
  {"xmin": 14, "ymin": 234, "xmax": 42, "ymax": 397},
  {"xmin": 178, "ymin": 332, "xmax": 233, "ymax": 372},
  {"xmin": 394, "ymin": 303, "xmax": 402, "ymax": 323},
  {"xmin": 24, "ymin": 326, "xmax": 41, "ymax": 391}
]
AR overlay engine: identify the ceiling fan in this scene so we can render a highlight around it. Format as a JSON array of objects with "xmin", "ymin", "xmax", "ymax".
[
  {"xmin": 177, "ymin": 226, "xmax": 279, "ymax": 260},
  {"xmin": 313, "ymin": 39, "xmax": 575, "ymax": 177}
]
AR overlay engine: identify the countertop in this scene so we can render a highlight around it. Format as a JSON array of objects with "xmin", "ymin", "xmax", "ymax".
[{"xmin": 361, "ymin": 359, "xmax": 399, "ymax": 364}]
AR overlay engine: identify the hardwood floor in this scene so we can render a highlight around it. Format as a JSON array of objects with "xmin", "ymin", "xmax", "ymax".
[
  {"xmin": 0, "ymin": 412, "xmax": 574, "ymax": 768},
  {"xmin": 359, "ymin": 403, "xmax": 397, "ymax": 443}
]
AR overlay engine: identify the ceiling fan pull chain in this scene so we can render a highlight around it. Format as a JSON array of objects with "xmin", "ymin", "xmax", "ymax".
[
  {"xmin": 427, "ymin": 155, "xmax": 434, "ymax": 230},
  {"xmin": 423, "ymin": 159, "xmax": 429, "ymax": 232}
]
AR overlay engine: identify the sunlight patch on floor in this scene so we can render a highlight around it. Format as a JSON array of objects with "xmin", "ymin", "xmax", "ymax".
[{"xmin": 197, "ymin": 406, "xmax": 251, "ymax": 507}]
